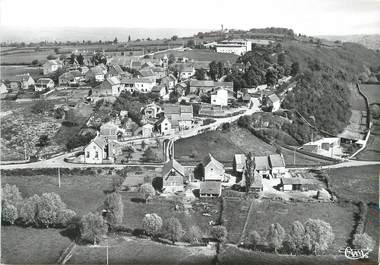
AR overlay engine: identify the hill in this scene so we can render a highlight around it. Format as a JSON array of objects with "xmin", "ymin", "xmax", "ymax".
[{"xmin": 317, "ymin": 34, "xmax": 380, "ymax": 50}]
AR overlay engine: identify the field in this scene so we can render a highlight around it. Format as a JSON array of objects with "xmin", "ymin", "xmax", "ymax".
[
  {"xmin": 326, "ymin": 165, "xmax": 379, "ymax": 204},
  {"xmin": 155, "ymin": 48, "xmax": 239, "ymax": 63},
  {"xmin": 68, "ymin": 236, "xmax": 215, "ymax": 265},
  {"xmin": 228, "ymin": 200, "xmax": 357, "ymax": 254},
  {"xmin": 1, "ymin": 226, "xmax": 72, "ymax": 265},
  {"xmin": 361, "ymin": 84, "xmax": 380, "ymax": 105},
  {"xmin": 218, "ymin": 244, "xmax": 367, "ymax": 265},
  {"xmin": 175, "ymin": 126, "xmax": 276, "ymax": 166},
  {"xmin": 0, "ymin": 65, "xmax": 43, "ymax": 80},
  {"xmin": 0, "ymin": 48, "xmax": 59, "ymax": 64}
]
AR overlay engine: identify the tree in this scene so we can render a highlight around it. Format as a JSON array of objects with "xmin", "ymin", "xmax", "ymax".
[
  {"xmin": 142, "ymin": 147, "xmax": 156, "ymax": 162},
  {"xmin": 195, "ymin": 68, "xmax": 207, "ymax": 80},
  {"xmin": 287, "ymin": 221, "xmax": 306, "ymax": 254},
  {"xmin": 248, "ymin": 230, "xmax": 261, "ymax": 249},
  {"xmin": 19, "ymin": 194, "xmax": 41, "ymax": 226},
  {"xmin": 266, "ymin": 223, "xmax": 286, "ymax": 253},
  {"xmin": 113, "ymin": 37, "xmax": 118, "ymax": 44},
  {"xmin": 193, "ymin": 163, "xmax": 204, "ymax": 181},
  {"xmin": 291, "ymin": 62, "xmax": 300, "ymax": 76},
  {"xmin": 32, "ymin": 59, "xmax": 40, "ymax": 66},
  {"xmin": 54, "ymin": 47, "xmax": 60, "ymax": 54},
  {"xmin": 80, "ymin": 212, "xmax": 107, "ymax": 245},
  {"xmin": 185, "ymin": 225, "xmax": 203, "ymax": 245},
  {"xmin": 353, "ymin": 233, "xmax": 375, "ymax": 251},
  {"xmin": 211, "ymin": 225, "xmax": 228, "ymax": 242},
  {"xmin": 304, "ymin": 219, "xmax": 334, "ymax": 255},
  {"xmin": 277, "ymin": 53, "xmax": 286, "ymax": 66},
  {"xmin": 163, "ymin": 217, "xmax": 183, "ymax": 244},
  {"xmin": 139, "ymin": 183, "xmax": 155, "ymax": 202},
  {"xmin": 36, "ymin": 193, "xmax": 66, "ymax": 228},
  {"xmin": 171, "ymin": 35, "xmax": 178, "ymax": 41},
  {"xmin": 186, "ymin": 39, "xmax": 195, "ymax": 48},
  {"xmin": 31, "ymin": 100, "xmax": 54, "ymax": 114},
  {"xmin": 128, "ymin": 35, "xmax": 131, "ymax": 42},
  {"xmin": 47, "ymin": 54, "xmax": 57, "ymax": 60},
  {"xmin": 103, "ymin": 192, "xmax": 124, "ymax": 227},
  {"xmin": 168, "ymin": 53, "xmax": 176, "ymax": 64},
  {"xmin": 2, "ymin": 202, "xmax": 18, "ymax": 225},
  {"xmin": 77, "ymin": 53, "xmax": 84, "ymax": 65},
  {"xmin": 1, "ymin": 184, "xmax": 23, "ymax": 210},
  {"xmin": 57, "ymin": 209, "xmax": 77, "ymax": 227},
  {"xmin": 36, "ymin": 134, "xmax": 49, "ymax": 147},
  {"xmin": 209, "ymin": 61, "xmax": 218, "ymax": 80},
  {"xmin": 142, "ymin": 213, "xmax": 162, "ymax": 238}
]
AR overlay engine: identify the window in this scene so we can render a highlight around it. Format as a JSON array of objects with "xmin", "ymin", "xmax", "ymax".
[
  {"xmin": 95, "ymin": 151, "xmax": 99, "ymax": 158},
  {"xmin": 86, "ymin": 152, "xmax": 90, "ymax": 158}
]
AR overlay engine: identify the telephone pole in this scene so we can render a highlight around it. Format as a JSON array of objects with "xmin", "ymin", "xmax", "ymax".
[{"xmin": 58, "ymin": 168, "xmax": 61, "ymax": 188}]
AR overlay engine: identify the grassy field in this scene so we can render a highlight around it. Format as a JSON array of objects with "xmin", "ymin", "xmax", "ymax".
[
  {"xmin": 326, "ymin": 165, "xmax": 379, "ymax": 204},
  {"xmin": 1, "ymin": 49, "xmax": 58, "ymax": 64},
  {"xmin": 155, "ymin": 48, "xmax": 239, "ymax": 63},
  {"xmin": 240, "ymin": 200, "xmax": 357, "ymax": 253},
  {"xmin": 175, "ymin": 126, "xmax": 276, "ymax": 166},
  {"xmin": 218, "ymin": 244, "xmax": 367, "ymax": 265},
  {"xmin": 361, "ymin": 84, "xmax": 380, "ymax": 105},
  {"xmin": 1, "ymin": 226, "xmax": 72, "ymax": 265},
  {"xmin": 0, "ymin": 65, "xmax": 44, "ymax": 80},
  {"xmin": 68, "ymin": 236, "xmax": 215, "ymax": 265},
  {"xmin": 1, "ymin": 170, "xmax": 114, "ymax": 215}
]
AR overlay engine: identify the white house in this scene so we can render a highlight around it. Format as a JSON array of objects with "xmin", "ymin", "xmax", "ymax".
[
  {"xmin": 35, "ymin": 78, "xmax": 55, "ymax": 91},
  {"xmin": 203, "ymin": 154, "xmax": 225, "ymax": 181},
  {"xmin": 141, "ymin": 123, "xmax": 154, "ymax": 138},
  {"xmin": 84, "ymin": 136, "xmax": 107, "ymax": 164},
  {"xmin": 155, "ymin": 116, "xmax": 172, "ymax": 135},
  {"xmin": 0, "ymin": 82, "xmax": 8, "ymax": 94},
  {"xmin": 122, "ymin": 77, "xmax": 156, "ymax": 93},
  {"xmin": 43, "ymin": 60, "xmax": 63, "ymax": 75},
  {"xmin": 215, "ymin": 39, "xmax": 252, "ymax": 55},
  {"xmin": 161, "ymin": 159, "xmax": 185, "ymax": 193},
  {"xmin": 211, "ymin": 87, "xmax": 228, "ymax": 106},
  {"xmin": 269, "ymin": 154, "xmax": 286, "ymax": 178},
  {"xmin": 267, "ymin": 94, "xmax": 281, "ymax": 112},
  {"xmin": 254, "ymin": 156, "xmax": 271, "ymax": 179}
]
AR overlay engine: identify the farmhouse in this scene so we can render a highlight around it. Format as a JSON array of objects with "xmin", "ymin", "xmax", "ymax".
[
  {"xmin": 155, "ymin": 116, "xmax": 172, "ymax": 135},
  {"xmin": 254, "ymin": 156, "xmax": 271, "ymax": 178},
  {"xmin": 35, "ymin": 78, "xmax": 55, "ymax": 91},
  {"xmin": 233, "ymin": 154, "xmax": 246, "ymax": 175},
  {"xmin": 161, "ymin": 104, "xmax": 194, "ymax": 130},
  {"xmin": 8, "ymin": 73, "xmax": 35, "ymax": 90},
  {"xmin": 160, "ymin": 74, "xmax": 177, "ymax": 90},
  {"xmin": 99, "ymin": 77, "xmax": 124, "ymax": 96},
  {"xmin": 100, "ymin": 122, "xmax": 119, "ymax": 140},
  {"xmin": 174, "ymin": 82, "xmax": 187, "ymax": 96},
  {"xmin": 85, "ymin": 66, "xmax": 106, "ymax": 82},
  {"xmin": 249, "ymin": 172, "xmax": 263, "ymax": 192},
  {"xmin": 43, "ymin": 60, "xmax": 63, "ymax": 75},
  {"xmin": 174, "ymin": 63, "xmax": 195, "ymax": 80},
  {"xmin": 84, "ymin": 136, "xmax": 108, "ymax": 164},
  {"xmin": 203, "ymin": 153, "xmax": 225, "ymax": 181},
  {"xmin": 279, "ymin": 177, "xmax": 319, "ymax": 191},
  {"xmin": 266, "ymin": 94, "xmax": 281, "ymax": 112},
  {"xmin": 151, "ymin": 85, "xmax": 168, "ymax": 98},
  {"xmin": 161, "ymin": 159, "xmax": 185, "ymax": 193},
  {"xmin": 122, "ymin": 77, "xmax": 156, "ymax": 93},
  {"xmin": 108, "ymin": 64, "xmax": 124, "ymax": 78},
  {"xmin": 215, "ymin": 39, "xmax": 252, "ymax": 55},
  {"xmin": 200, "ymin": 180, "xmax": 222, "ymax": 197},
  {"xmin": 189, "ymin": 80, "xmax": 233, "ymax": 95},
  {"xmin": 139, "ymin": 68, "xmax": 156, "ymax": 79},
  {"xmin": 58, "ymin": 70, "xmax": 83, "ymax": 86},
  {"xmin": 269, "ymin": 154, "xmax": 286, "ymax": 178},
  {"xmin": 211, "ymin": 87, "xmax": 228, "ymax": 106}
]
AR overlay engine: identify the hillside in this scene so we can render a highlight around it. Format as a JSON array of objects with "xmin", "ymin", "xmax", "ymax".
[{"xmin": 318, "ymin": 34, "xmax": 380, "ymax": 50}]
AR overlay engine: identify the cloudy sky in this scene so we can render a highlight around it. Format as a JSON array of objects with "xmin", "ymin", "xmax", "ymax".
[{"xmin": 1, "ymin": 0, "xmax": 379, "ymax": 35}]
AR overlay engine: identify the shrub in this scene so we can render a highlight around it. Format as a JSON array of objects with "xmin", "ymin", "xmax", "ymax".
[
  {"xmin": 184, "ymin": 225, "xmax": 203, "ymax": 245},
  {"xmin": 286, "ymin": 220, "xmax": 306, "ymax": 254},
  {"xmin": 142, "ymin": 213, "xmax": 162, "ymax": 238},
  {"xmin": 248, "ymin": 230, "xmax": 261, "ymax": 249},
  {"xmin": 57, "ymin": 209, "xmax": 77, "ymax": 227},
  {"xmin": 163, "ymin": 217, "xmax": 183, "ymax": 244},
  {"xmin": 19, "ymin": 194, "xmax": 41, "ymax": 226},
  {"xmin": 139, "ymin": 183, "xmax": 155, "ymax": 202},
  {"xmin": 1, "ymin": 184, "xmax": 23, "ymax": 210},
  {"xmin": 103, "ymin": 192, "xmax": 124, "ymax": 227},
  {"xmin": 36, "ymin": 193, "xmax": 66, "ymax": 228},
  {"xmin": 2, "ymin": 202, "xmax": 18, "ymax": 225},
  {"xmin": 267, "ymin": 223, "xmax": 286, "ymax": 253},
  {"xmin": 80, "ymin": 212, "xmax": 107, "ymax": 245},
  {"xmin": 304, "ymin": 219, "xmax": 334, "ymax": 255},
  {"xmin": 211, "ymin": 225, "xmax": 228, "ymax": 242}
]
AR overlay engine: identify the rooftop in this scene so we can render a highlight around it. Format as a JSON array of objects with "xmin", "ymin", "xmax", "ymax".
[{"xmin": 200, "ymin": 180, "xmax": 221, "ymax": 194}]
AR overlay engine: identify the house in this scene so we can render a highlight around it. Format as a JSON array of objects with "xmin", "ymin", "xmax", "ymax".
[
  {"xmin": 211, "ymin": 87, "xmax": 228, "ymax": 106},
  {"xmin": 100, "ymin": 122, "xmax": 119, "ymax": 140},
  {"xmin": 200, "ymin": 181, "xmax": 222, "ymax": 197},
  {"xmin": 9, "ymin": 73, "xmax": 35, "ymax": 90},
  {"xmin": 122, "ymin": 77, "xmax": 156, "ymax": 93},
  {"xmin": 0, "ymin": 82, "xmax": 8, "ymax": 94},
  {"xmin": 233, "ymin": 154, "xmax": 246, "ymax": 175},
  {"xmin": 85, "ymin": 66, "xmax": 106, "ymax": 82},
  {"xmin": 249, "ymin": 172, "xmax": 263, "ymax": 192},
  {"xmin": 130, "ymin": 61, "xmax": 143, "ymax": 70},
  {"xmin": 141, "ymin": 123, "xmax": 154, "ymax": 138},
  {"xmin": 58, "ymin": 70, "xmax": 82, "ymax": 86},
  {"xmin": 43, "ymin": 60, "xmax": 63, "ymax": 75},
  {"xmin": 254, "ymin": 156, "xmax": 271, "ymax": 178},
  {"xmin": 151, "ymin": 67, "xmax": 166, "ymax": 79},
  {"xmin": 99, "ymin": 77, "xmax": 123, "ymax": 96},
  {"xmin": 215, "ymin": 39, "xmax": 252, "ymax": 55},
  {"xmin": 35, "ymin": 78, "xmax": 55, "ymax": 91},
  {"xmin": 174, "ymin": 83, "xmax": 187, "ymax": 96},
  {"xmin": 79, "ymin": 66, "xmax": 89, "ymax": 74},
  {"xmin": 151, "ymin": 85, "xmax": 168, "ymax": 98},
  {"xmin": 141, "ymin": 102, "xmax": 162, "ymax": 119},
  {"xmin": 175, "ymin": 63, "xmax": 195, "ymax": 80},
  {"xmin": 121, "ymin": 173, "xmax": 153, "ymax": 191},
  {"xmin": 84, "ymin": 136, "xmax": 108, "ymax": 164},
  {"xmin": 269, "ymin": 154, "xmax": 286, "ymax": 178},
  {"xmin": 162, "ymin": 104, "xmax": 193, "ymax": 130},
  {"xmin": 108, "ymin": 64, "xmax": 124, "ymax": 78},
  {"xmin": 302, "ymin": 138, "xmax": 341, "ymax": 157},
  {"xmin": 203, "ymin": 154, "xmax": 225, "ymax": 181},
  {"xmin": 161, "ymin": 74, "xmax": 177, "ymax": 90},
  {"xmin": 189, "ymin": 80, "xmax": 233, "ymax": 95},
  {"xmin": 279, "ymin": 178, "xmax": 319, "ymax": 191},
  {"xmin": 266, "ymin": 94, "xmax": 281, "ymax": 112},
  {"xmin": 161, "ymin": 159, "xmax": 185, "ymax": 193},
  {"xmin": 138, "ymin": 68, "xmax": 156, "ymax": 79},
  {"xmin": 155, "ymin": 116, "xmax": 172, "ymax": 135}
]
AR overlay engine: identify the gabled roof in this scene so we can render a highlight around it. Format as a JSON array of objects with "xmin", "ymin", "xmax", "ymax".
[
  {"xmin": 280, "ymin": 177, "xmax": 317, "ymax": 185},
  {"xmin": 254, "ymin": 156, "xmax": 270, "ymax": 171},
  {"xmin": 161, "ymin": 74, "xmax": 176, "ymax": 83},
  {"xmin": 203, "ymin": 153, "xmax": 224, "ymax": 170},
  {"xmin": 105, "ymin": 76, "xmax": 121, "ymax": 86},
  {"xmin": 44, "ymin": 59, "xmax": 62, "ymax": 66},
  {"xmin": 268, "ymin": 94, "xmax": 280, "ymax": 103},
  {"xmin": 161, "ymin": 159, "xmax": 185, "ymax": 178},
  {"xmin": 109, "ymin": 64, "xmax": 123, "ymax": 74},
  {"xmin": 139, "ymin": 68, "xmax": 155, "ymax": 77},
  {"xmin": 234, "ymin": 154, "xmax": 246, "ymax": 165},
  {"xmin": 122, "ymin": 77, "xmax": 156, "ymax": 84},
  {"xmin": 269, "ymin": 154, "xmax": 285, "ymax": 168},
  {"xmin": 200, "ymin": 180, "xmax": 221, "ymax": 194},
  {"xmin": 92, "ymin": 136, "xmax": 107, "ymax": 149},
  {"xmin": 162, "ymin": 104, "xmax": 193, "ymax": 115},
  {"xmin": 9, "ymin": 73, "xmax": 33, "ymax": 82},
  {"xmin": 36, "ymin": 78, "xmax": 54, "ymax": 85}
]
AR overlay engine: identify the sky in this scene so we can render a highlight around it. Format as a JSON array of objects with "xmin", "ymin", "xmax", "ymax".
[{"xmin": 0, "ymin": 0, "xmax": 380, "ymax": 36}]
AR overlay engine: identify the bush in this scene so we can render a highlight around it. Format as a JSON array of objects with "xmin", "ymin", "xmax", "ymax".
[
  {"xmin": 80, "ymin": 212, "xmax": 107, "ymax": 245},
  {"xmin": 36, "ymin": 193, "xmax": 66, "ymax": 228},
  {"xmin": 31, "ymin": 100, "xmax": 54, "ymax": 114},
  {"xmin": 184, "ymin": 225, "xmax": 203, "ymax": 245},
  {"xmin": 57, "ymin": 209, "xmax": 77, "ymax": 227},
  {"xmin": 248, "ymin": 230, "xmax": 261, "ymax": 249},
  {"xmin": 162, "ymin": 217, "xmax": 183, "ymax": 244},
  {"xmin": 142, "ymin": 213, "xmax": 162, "ymax": 238},
  {"xmin": 1, "ymin": 184, "xmax": 23, "ymax": 210},
  {"xmin": 211, "ymin": 225, "xmax": 228, "ymax": 242},
  {"xmin": 304, "ymin": 219, "xmax": 334, "ymax": 255},
  {"xmin": 267, "ymin": 223, "xmax": 286, "ymax": 253},
  {"xmin": 19, "ymin": 194, "xmax": 41, "ymax": 226},
  {"xmin": 103, "ymin": 192, "xmax": 124, "ymax": 227},
  {"xmin": 139, "ymin": 183, "xmax": 155, "ymax": 202},
  {"xmin": 2, "ymin": 202, "xmax": 18, "ymax": 225}
]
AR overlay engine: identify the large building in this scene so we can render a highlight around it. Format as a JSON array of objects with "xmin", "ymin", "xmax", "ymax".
[{"xmin": 215, "ymin": 39, "xmax": 252, "ymax": 55}]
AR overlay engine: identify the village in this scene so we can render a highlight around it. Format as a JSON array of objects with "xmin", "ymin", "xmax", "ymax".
[{"xmin": 1, "ymin": 22, "xmax": 379, "ymax": 265}]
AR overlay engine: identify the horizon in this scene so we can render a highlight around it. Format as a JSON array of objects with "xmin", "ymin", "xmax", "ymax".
[{"xmin": 1, "ymin": 0, "xmax": 380, "ymax": 42}]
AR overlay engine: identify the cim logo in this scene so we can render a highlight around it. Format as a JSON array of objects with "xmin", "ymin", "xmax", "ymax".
[{"xmin": 339, "ymin": 247, "xmax": 372, "ymax": 260}]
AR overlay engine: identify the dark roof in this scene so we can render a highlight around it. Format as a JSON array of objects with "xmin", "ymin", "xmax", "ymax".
[
  {"xmin": 254, "ymin": 156, "xmax": 270, "ymax": 171},
  {"xmin": 139, "ymin": 68, "xmax": 155, "ymax": 77},
  {"xmin": 203, "ymin": 153, "xmax": 224, "ymax": 170},
  {"xmin": 280, "ymin": 177, "xmax": 317, "ymax": 185},
  {"xmin": 200, "ymin": 181, "xmax": 221, "ymax": 194},
  {"xmin": 36, "ymin": 78, "xmax": 54, "ymax": 85},
  {"xmin": 161, "ymin": 159, "xmax": 185, "ymax": 178},
  {"xmin": 92, "ymin": 136, "xmax": 107, "ymax": 149}
]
